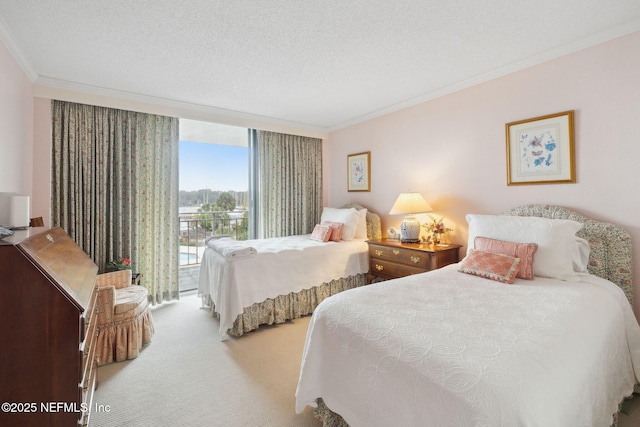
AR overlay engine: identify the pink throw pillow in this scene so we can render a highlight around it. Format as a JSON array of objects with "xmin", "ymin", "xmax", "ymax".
[
  {"xmin": 310, "ymin": 224, "xmax": 331, "ymax": 242},
  {"xmin": 474, "ymin": 236, "xmax": 538, "ymax": 280},
  {"xmin": 458, "ymin": 250, "xmax": 521, "ymax": 284},
  {"xmin": 322, "ymin": 221, "xmax": 344, "ymax": 242}
]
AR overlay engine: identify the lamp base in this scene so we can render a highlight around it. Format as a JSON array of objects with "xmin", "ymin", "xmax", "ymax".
[
  {"xmin": 400, "ymin": 238, "xmax": 421, "ymax": 243},
  {"xmin": 400, "ymin": 216, "xmax": 421, "ymax": 243}
]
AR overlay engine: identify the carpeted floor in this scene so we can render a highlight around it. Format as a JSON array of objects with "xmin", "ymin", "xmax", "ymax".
[
  {"xmin": 92, "ymin": 291, "xmax": 321, "ymax": 427},
  {"xmin": 93, "ymin": 290, "xmax": 640, "ymax": 427}
]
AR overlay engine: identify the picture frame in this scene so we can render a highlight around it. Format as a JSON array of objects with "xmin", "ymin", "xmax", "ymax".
[
  {"xmin": 347, "ymin": 151, "xmax": 371, "ymax": 192},
  {"xmin": 506, "ymin": 110, "xmax": 575, "ymax": 185}
]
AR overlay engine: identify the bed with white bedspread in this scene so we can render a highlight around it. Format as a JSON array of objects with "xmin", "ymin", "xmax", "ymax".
[
  {"xmin": 295, "ymin": 205, "xmax": 640, "ymax": 427},
  {"xmin": 199, "ymin": 204, "xmax": 381, "ymax": 340}
]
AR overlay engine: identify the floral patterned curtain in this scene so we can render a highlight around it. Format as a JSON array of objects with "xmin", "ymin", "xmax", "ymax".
[
  {"xmin": 256, "ymin": 130, "xmax": 322, "ymax": 238},
  {"xmin": 51, "ymin": 100, "xmax": 179, "ymax": 304}
]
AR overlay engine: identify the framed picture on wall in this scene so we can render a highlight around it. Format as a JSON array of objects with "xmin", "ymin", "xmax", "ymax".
[
  {"xmin": 506, "ymin": 110, "xmax": 575, "ymax": 185},
  {"xmin": 347, "ymin": 151, "xmax": 371, "ymax": 192}
]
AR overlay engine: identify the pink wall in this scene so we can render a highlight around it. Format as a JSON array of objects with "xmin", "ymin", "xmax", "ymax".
[
  {"xmin": 326, "ymin": 32, "xmax": 640, "ymax": 313},
  {"xmin": 32, "ymin": 98, "xmax": 52, "ymax": 226},
  {"xmin": 0, "ymin": 39, "xmax": 33, "ymax": 194},
  {"xmin": 5, "ymin": 30, "xmax": 640, "ymax": 314}
]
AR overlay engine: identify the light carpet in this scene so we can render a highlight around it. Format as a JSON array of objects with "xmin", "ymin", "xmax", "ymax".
[{"xmin": 92, "ymin": 291, "xmax": 321, "ymax": 427}]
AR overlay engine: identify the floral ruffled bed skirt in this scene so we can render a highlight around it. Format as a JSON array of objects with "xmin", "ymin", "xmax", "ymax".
[
  {"xmin": 203, "ymin": 273, "xmax": 367, "ymax": 338},
  {"xmin": 313, "ymin": 398, "xmax": 625, "ymax": 427}
]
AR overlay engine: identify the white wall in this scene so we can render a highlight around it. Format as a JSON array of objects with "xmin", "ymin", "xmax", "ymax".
[{"xmin": 326, "ymin": 32, "xmax": 640, "ymax": 314}]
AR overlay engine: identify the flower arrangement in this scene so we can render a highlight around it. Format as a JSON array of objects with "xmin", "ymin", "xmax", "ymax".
[
  {"xmin": 106, "ymin": 257, "xmax": 132, "ymax": 272},
  {"xmin": 422, "ymin": 216, "xmax": 453, "ymax": 244}
]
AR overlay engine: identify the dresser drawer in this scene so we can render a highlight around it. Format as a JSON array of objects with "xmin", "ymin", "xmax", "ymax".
[
  {"xmin": 367, "ymin": 239, "xmax": 462, "ymax": 283},
  {"xmin": 370, "ymin": 258, "xmax": 426, "ymax": 279},
  {"xmin": 433, "ymin": 247, "xmax": 460, "ymax": 268},
  {"xmin": 369, "ymin": 244, "xmax": 432, "ymax": 269},
  {"xmin": 79, "ymin": 282, "xmax": 98, "ymax": 426},
  {"xmin": 80, "ymin": 284, "xmax": 98, "ymax": 340},
  {"xmin": 80, "ymin": 306, "xmax": 97, "ymax": 391}
]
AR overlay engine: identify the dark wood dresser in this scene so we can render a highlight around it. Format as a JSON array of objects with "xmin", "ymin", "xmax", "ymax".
[
  {"xmin": 367, "ymin": 239, "xmax": 462, "ymax": 282},
  {"xmin": 0, "ymin": 227, "xmax": 98, "ymax": 426}
]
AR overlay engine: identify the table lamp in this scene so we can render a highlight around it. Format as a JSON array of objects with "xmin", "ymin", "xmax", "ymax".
[{"xmin": 389, "ymin": 192, "xmax": 433, "ymax": 243}]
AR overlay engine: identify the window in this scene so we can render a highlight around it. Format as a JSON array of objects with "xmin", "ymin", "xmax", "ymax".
[{"xmin": 178, "ymin": 120, "xmax": 249, "ymax": 266}]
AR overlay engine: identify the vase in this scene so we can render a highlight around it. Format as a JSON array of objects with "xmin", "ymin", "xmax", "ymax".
[{"xmin": 432, "ymin": 233, "xmax": 440, "ymax": 245}]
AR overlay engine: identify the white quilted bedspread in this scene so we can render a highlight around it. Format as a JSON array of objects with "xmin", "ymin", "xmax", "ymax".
[
  {"xmin": 295, "ymin": 264, "xmax": 640, "ymax": 427},
  {"xmin": 198, "ymin": 235, "xmax": 369, "ymax": 340}
]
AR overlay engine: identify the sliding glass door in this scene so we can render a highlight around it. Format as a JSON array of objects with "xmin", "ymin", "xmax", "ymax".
[{"xmin": 178, "ymin": 120, "xmax": 249, "ymax": 267}]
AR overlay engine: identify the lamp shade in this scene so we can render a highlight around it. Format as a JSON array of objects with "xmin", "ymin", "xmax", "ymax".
[{"xmin": 389, "ymin": 193, "xmax": 433, "ymax": 215}]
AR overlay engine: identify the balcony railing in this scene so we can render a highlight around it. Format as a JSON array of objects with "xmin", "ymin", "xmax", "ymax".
[{"xmin": 179, "ymin": 210, "xmax": 248, "ymax": 266}]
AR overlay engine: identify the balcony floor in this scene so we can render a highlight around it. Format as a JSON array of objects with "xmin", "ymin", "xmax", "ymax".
[{"xmin": 179, "ymin": 264, "xmax": 200, "ymax": 293}]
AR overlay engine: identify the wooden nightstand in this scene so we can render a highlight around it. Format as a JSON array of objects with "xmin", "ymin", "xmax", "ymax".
[{"xmin": 367, "ymin": 239, "xmax": 461, "ymax": 283}]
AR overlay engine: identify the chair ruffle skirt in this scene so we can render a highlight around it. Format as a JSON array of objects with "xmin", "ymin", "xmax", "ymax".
[{"xmin": 96, "ymin": 296, "xmax": 155, "ymax": 366}]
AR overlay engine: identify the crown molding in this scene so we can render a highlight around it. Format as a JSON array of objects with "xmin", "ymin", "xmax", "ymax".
[
  {"xmin": 33, "ymin": 77, "xmax": 330, "ymax": 139},
  {"xmin": 328, "ymin": 23, "xmax": 640, "ymax": 132},
  {"xmin": 0, "ymin": 14, "xmax": 38, "ymax": 82},
  {"xmin": 7, "ymin": 12, "xmax": 638, "ymax": 136}
]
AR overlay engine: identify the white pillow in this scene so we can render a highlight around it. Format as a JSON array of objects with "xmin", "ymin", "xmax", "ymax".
[
  {"xmin": 320, "ymin": 207, "xmax": 359, "ymax": 240},
  {"xmin": 354, "ymin": 208, "xmax": 368, "ymax": 239},
  {"xmin": 466, "ymin": 214, "xmax": 583, "ymax": 281},
  {"xmin": 573, "ymin": 237, "xmax": 590, "ymax": 273}
]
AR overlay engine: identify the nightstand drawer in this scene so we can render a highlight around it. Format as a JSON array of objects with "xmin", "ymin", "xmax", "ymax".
[
  {"xmin": 369, "ymin": 245, "xmax": 431, "ymax": 269},
  {"xmin": 370, "ymin": 259, "xmax": 426, "ymax": 279},
  {"xmin": 366, "ymin": 239, "xmax": 461, "ymax": 284}
]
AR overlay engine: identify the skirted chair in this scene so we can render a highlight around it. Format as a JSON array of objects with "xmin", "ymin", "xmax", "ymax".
[{"xmin": 95, "ymin": 270, "xmax": 154, "ymax": 366}]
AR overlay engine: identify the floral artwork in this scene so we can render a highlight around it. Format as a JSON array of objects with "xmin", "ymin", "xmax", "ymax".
[
  {"xmin": 518, "ymin": 126, "xmax": 559, "ymax": 174},
  {"xmin": 347, "ymin": 152, "xmax": 371, "ymax": 191},
  {"xmin": 506, "ymin": 111, "xmax": 575, "ymax": 185},
  {"xmin": 352, "ymin": 160, "xmax": 365, "ymax": 182}
]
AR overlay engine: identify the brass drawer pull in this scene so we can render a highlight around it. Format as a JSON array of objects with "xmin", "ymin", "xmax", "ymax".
[
  {"xmin": 411, "ymin": 256, "xmax": 421, "ymax": 264},
  {"xmin": 375, "ymin": 250, "xmax": 383, "ymax": 257},
  {"xmin": 393, "ymin": 250, "xmax": 400, "ymax": 255},
  {"xmin": 375, "ymin": 264, "xmax": 384, "ymax": 271}
]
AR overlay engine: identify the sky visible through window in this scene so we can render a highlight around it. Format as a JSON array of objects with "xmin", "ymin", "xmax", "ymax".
[{"xmin": 179, "ymin": 141, "xmax": 248, "ymax": 192}]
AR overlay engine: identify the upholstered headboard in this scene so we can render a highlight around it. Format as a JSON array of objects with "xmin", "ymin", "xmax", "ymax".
[
  {"xmin": 341, "ymin": 203, "xmax": 382, "ymax": 240},
  {"xmin": 504, "ymin": 204, "xmax": 633, "ymax": 309}
]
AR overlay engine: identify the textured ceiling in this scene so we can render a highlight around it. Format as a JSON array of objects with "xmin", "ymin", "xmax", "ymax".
[{"xmin": 1, "ymin": 1, "xmax": 639, "ymax": 132}]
